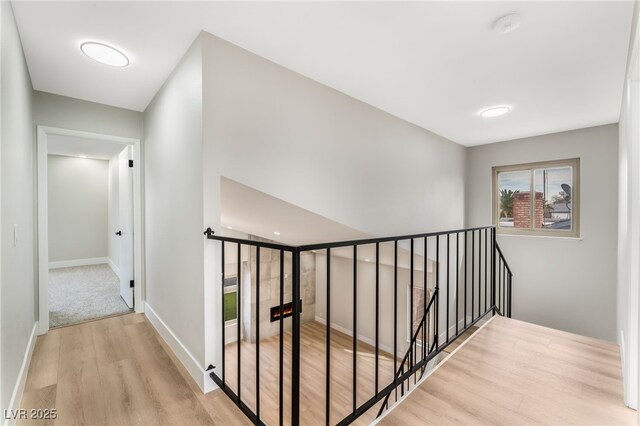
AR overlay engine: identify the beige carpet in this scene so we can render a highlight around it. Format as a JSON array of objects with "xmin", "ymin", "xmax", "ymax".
[{"xmin": 49, "ymin": 264, "xmax": 132, "ymax": 328}]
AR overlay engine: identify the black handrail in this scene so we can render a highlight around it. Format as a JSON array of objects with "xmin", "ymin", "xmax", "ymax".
[{"xmin": 206, "ymin": 225, "xmax": 513, "ymax": 426}]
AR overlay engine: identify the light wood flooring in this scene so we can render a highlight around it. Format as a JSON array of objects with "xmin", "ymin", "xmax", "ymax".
[
  {"xmin": 18, "ymin": 313, "xmax": 250, "ymax": 426},
  {"xmin": 20, "ymin": 313, "xmax": 631, "ymax": 426},
  {"xmin": 442, "ymin": 326, "xmax": 478, "ymax": 354},
  {"xmin": 221, "ymin": 321, "xmax": 399, "ymax": 426},
  {"xmin": 377, "ymin": 316, "xmax": 637, "ymax": 425}
]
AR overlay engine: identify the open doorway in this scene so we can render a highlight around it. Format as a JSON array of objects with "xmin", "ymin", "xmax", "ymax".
[{"xmin": 37, "ymin": 126, "xmax": 143, "ymax": 334}]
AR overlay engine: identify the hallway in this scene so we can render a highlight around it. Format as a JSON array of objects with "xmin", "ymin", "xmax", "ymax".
[{"xmin": 18, "ymin": 313, "xmax": 248, "ymax": 425}]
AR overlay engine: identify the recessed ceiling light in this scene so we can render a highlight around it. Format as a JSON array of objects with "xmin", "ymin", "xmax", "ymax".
[
  {"xmin": 78, "ymin": 155, "xmax": 87, "ymax": 158},
  {"xmin": 492, "ymin": 12, "xmax": 522, "ymax": 34},
  {"xmin": 80, "ymin": 42, "xmax": 129, "ymax": 67},
  {"xmin": 479, "ymin": 106, "xmax": 511, "ymax": 118},
  {"xmin": 226, "ymin": 226, "xmax": 233, "ymax": 230},
  {"xmin": 273, "ymin": 231, "xmax": 281, "ymax": 236}
]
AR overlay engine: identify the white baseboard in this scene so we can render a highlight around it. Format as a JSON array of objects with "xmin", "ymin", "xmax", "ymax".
[
  {"xmin": 4, "ymin": 322, "xmax": 38, "ymax": 426},
  {"xmin": 315, "ymin": 316, "xmax": 395, "ymax": 355},
  {"xmin": 225, "ymin": 320, "xmax": 240, "ymax": 344},
  {"xmin": 144, "ymin": 303, "xmax": 215, "ymax": 394},
  {"xmin": 437, "ymin": 314, "xmax": 492, "ymax": 343},
  {"xmin": 48, "ymin": 257, "xmax": 108, "ymax": 269},
  {"xmin": 107, "ymin": 258, "xmax": 120, "ymax": 278}
]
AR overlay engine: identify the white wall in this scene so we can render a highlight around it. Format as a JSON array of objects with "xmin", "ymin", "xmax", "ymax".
[
  {"xmin": 33, "ymin": 91, "xmax": 143, "ymax": 140},
  {"xmin": 1, "ymin": 0, "xmax": 36, "ymax": 414},
  {"xmin": 200, "ymin": 31, "xmax": 467, "ymax": 375},
  {"xmin": 201, "ymin": 32, "xmax": 466, "ymax": 239},
  {"xmin": 315, "ymin": 253, "xmax": 425, "ymax": 356},
  {"xmin": 108, "ymin": 154, "xmax": 120, "ymax": 272},
  {"xmin": 47, "ymin": 155, "xmax": 108, "ymax": 263},
  {"xmin": 617, "ymin": 0, "xmax": 639, "ymax": 410},
  {"xmin": 466, "ymin": 124, "xmax": 619, "ymax": 342},
  {"xmin": 144, "ymin": 37, "xmax": 205, "ymax": 370}
]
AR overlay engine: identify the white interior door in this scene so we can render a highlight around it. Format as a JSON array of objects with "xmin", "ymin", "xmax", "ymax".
[{"xmin": 118, "ymin": 146, "xmax": 134, "ymax": 308}]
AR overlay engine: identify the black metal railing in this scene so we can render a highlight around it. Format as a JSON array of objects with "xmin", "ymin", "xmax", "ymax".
[{"xmin": 205, "ymin": 225, "xmax": 513, "ymax": 426}]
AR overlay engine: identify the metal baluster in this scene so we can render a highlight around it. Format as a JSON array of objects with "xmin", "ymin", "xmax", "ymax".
[
  {"xmin": 237, "ymin": 243, "xmax": 242, "ymax": 400},
  {"xmin": 352, "ymin": 245, "xmax": 358, "ymax": 413},
  {"xmin": 221, "ymin": 241, "xmax": 225, "ymax": 386},
  {"xmin": 464, "ymin": 232, "xmax": 468, "ymax": 327},
  {"xmin": 423, "ymin": 237, "xmax": 427, "ymax": 363},
  {"xmin": 446, "ymin": 234, "xmax": 450, "ymax": 343},
  {"xmin": 435, "ymin": 236, "xmax": 440, "ymax": 350},
  {"xmin": 256, "ymin": 247, "xmax": 261, "ymax": 424},
  {"xmin": 491, "ymin": 228, "xmax": 496, "ymax": 315},
  {"xmin": 325, "ymin": 248, "xmax": 331, "ymax": 426},
  {"xmin": 456, "ymin": 233, "xmax": 459, "ymax": 336},
  {"xmin": 410, "ymin": 239, "xmax": 414, "ymax": 372},
  {"xmin": 485, "ymin": 228, "xmax": 488, "ymax": 313},
  {"xmin": 471, "ymin": 230, "xmax": 475, "ymax": 322},
  {"xmin": 393, "ymin": 241, "xmax": 398, "ymax": 401},
  {"xmin": 292, "ymin": 250, "xmax": 301, "ymax": 426},
  {"xmin": 375, "ymin": 243, "xmax": 380, "ymax": 397},
  {"xmin": 279, "ymin": 250, "xmax": 284, "ymax": 426}
]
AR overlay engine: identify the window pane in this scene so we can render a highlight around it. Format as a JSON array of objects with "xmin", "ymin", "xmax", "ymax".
[
  {"xmin": 497, "ymin": 170, "xmax": 531, "ymax": 229},
  {"xmin": 224, "ymin": 291, "xmax": 237, "ymax": 321},
  {"xmin": 534, "ymin": 166, "xmax": 572, "ymax": 230}
]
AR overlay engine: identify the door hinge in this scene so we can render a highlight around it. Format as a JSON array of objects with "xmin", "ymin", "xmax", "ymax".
[
  {"xmin": 130, "ymin": 280, "xmax": 134, "ymax": 288},
  {"xmin": 129, "ymin": 159, "xmax": 134, "ymax": 168}
]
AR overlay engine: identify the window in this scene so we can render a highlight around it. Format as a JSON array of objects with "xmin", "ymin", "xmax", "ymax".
[
  {"xmin": 492, "ymin": 158, "xmax": 580, "ymax": 237},
  {"xmin": 407, "ymin": 285, "xmax": 433, "ymax": 346},
  {"xmin": 224, "ymin": 276, "xmax": 238, "ymax": 322}
]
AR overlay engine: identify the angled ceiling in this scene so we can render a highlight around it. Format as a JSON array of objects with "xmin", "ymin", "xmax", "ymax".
[
  {"xmin": 13, "ymin": 1, "xmax": 634, "ymax": 146},
  {"xmin": 221, "ymin": 177, "xmax": 368, "ymax": 246},
  {"xmin": 220, "ymin": 177, "xmax": 431, "ymax": 270}
]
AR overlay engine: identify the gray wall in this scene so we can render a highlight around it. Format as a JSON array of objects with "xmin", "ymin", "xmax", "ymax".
[
  {"xmin": 202, "ymin": 32, "xmax": 466, "ymax": 239},
  {"xmin": 466, "ymin": 124, "xmax": 619, "ymax": 341},
  {"xmin": 47, "ymin": 155, "xmax": 108, "ymax": 263},
  {"xmin": 33, "ymin": 91, "xmax": 143, "ymax": 140},
  {"xmin": 143, "ymin": 31, "xmax": 467, "ymax": 378},
  {"xmin": 1, "ymin": 0, "xmax": 36, "ymax": 413},
  {"xmin": 144, "ymin": 38, "xmax": 205, "ymax": 366},
  {"xmin": 201, "ymin": 31, "xmax": 467, "ymax": 371}
]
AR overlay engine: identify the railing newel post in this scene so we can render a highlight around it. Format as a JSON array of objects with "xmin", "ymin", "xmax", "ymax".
[{"xmin": 491, "ymin": 227, "xmax": 497, "ymax": 314}]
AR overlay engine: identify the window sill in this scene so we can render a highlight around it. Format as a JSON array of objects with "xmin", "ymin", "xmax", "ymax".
[{"xmin": 497, "ymin": 233, "xmax": 583, "ymax": 241}]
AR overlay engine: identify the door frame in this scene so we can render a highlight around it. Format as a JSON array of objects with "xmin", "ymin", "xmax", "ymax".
[{"xmin": 36, "ymin": 125, "xmax": 144, "ymax": 335}]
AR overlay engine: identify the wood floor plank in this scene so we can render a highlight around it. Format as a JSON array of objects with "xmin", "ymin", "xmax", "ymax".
[
  {"xmin": 20, "ymin": 312, "xmax": 633, "ymax": 426},
  {"xmin": 55, "ymin": 321, "xmax": 108, "ymax": 425},
  {"xmin": 121, "ymin": 320, "xmax": 214, "ymax": 426},
  {"xmin": 17, "ymin": 384, "xmax": 57, "ymax": 426},
  {"xmin": 24, "ymin": 329, "xmax": 61, "ymax": 393},
  {"xmin": 378, "ymin": 316, "xmax": 636, "ymax": 426}
]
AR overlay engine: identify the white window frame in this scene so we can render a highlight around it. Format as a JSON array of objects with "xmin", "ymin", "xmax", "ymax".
[
  {"xmin": 406, "ymin": 285, "xmax": 431, "ymax": 347},
  {"xmin": 492, "ymin": 158, "xmax": 580, "ymax": 238}
]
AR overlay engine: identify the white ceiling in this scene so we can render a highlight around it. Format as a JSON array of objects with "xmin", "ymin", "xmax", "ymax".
[
  {"xmin": 47, "ymin": 134, "xmax": 126, "ymax": 160},
  {"xmin": 221, "ymin": 177, "xmax": 369, "ymax": 246},
  {"xmin": 13, "ymin": 1, "xmax": 634, "ymax": 146}
]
